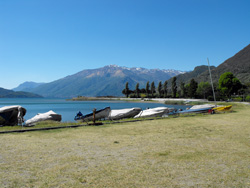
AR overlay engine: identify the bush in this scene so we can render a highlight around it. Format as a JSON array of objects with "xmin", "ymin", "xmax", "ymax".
[
  {"xmin": 245, "ymin": 95, "xmax": 250, "ymax": 102},
  {"xmin": 233, "ymin": 97, "xmax": 242, "ymax": 102}
]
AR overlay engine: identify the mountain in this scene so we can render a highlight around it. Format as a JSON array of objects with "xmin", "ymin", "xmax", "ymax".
[
  {"xmin": 169, "ymin": 44, "xmax": 250, "ymax": 86},
  {"xmin": 168, "ymin": 65, "xmax": 216, "ymax": 85},
  {"xmin": 12, "ymin": 81, "xmax": 45, "ymax": 92},
  {"xmin": 26, "ymin": 65, "xmax": 185, "ymax": 98},
  {"xmin": 196, "ymin": 44, "xmax": 250, "ymax": 84},
  {"xmin": 0, "ymin": 87, "xmax": 43, "ymax": 98}
]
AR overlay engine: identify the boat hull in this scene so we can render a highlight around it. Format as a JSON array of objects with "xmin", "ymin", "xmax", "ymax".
[
  {"xmin": 109, "ymin": 108, "xmax": 141, "ymax": 120},
  {"xmin": 0, "ymin": 106, "xmax": 26, "ymax": 126},
  {"xmin": 134, "ymin": 107, "xmax": 169, "ymax": 118},
  {"xmin": 75, "ymin": 107, "xmax": 111, "ymax": 122},
  {"xmin": 25, "ymin": 110, "xmax": 62, "ymax": 126}
]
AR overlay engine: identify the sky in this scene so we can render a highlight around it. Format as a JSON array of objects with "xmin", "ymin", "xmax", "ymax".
[{"xmin": 0, "ymin": 0, "xmax": 250, "ymax": 89}]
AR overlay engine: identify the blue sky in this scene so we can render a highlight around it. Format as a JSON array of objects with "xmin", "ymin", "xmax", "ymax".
[{"xmin": 0, "ymin": 0, "xmax": 249, "ymax": 89}]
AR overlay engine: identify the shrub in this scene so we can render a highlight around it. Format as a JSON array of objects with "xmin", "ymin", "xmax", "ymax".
[{"xmin": 245, "ymin": 95, "xmax": 250, "ymax": 102}]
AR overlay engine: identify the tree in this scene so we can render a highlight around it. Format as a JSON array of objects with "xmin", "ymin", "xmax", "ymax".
[
  {"xmin": 122, "ymin": 82, "xmax": 131, "ymax": 97},
  {"xmin": 171, "ymin": 77, "xmax": 177, "ymax": 98},
  {"xmin": 180, "ymin": 81, "xmax": 186, "ymax": 98},
  {"xmin": 135, "ymin": 83, "xmax": 140, "ymax": 98},
  {"xmin": 151, "ymin": 82, "xmax": 156, "ymax": 98},
  {"xmin": 197, "ymin": 82, "xmax": 211, "ymax": 99},
  {"xmin": 145, "ymin": 81, "xmax": 150, "ymax": 97},
  {"xmin": 188, "ymin": 79, "xmax": 198, "ymax": 98},
  {"xmin": 157, "ymin": 81, "xmax": 162, "ymax": 98},
  {"xmin": 218, "ymin": 72, "xmax": 242, "ymax": 97},
  {"xmin": 163, "ymin": 80, "xmax": 168, "ymax": 98}
]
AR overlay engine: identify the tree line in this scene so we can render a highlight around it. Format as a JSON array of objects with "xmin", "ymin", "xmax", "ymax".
[{"xmin": 122, "ymin": 72, "xmax": 250, "ymax": 101}]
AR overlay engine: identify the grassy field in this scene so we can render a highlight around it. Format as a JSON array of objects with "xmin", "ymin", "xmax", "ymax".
[{"xmin": 0, "ymin": 103, "xmax": 249, "ymax": 187}]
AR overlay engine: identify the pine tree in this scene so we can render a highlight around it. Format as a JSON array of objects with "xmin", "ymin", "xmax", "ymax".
[
  {"xmin": 171, "ymin": 77, "xmax": 177, "ymax": 98},
  {"xmin": 151, "ymin": 82, "xmax": 155, "ymax": 98},
  {"xmin": 157, "ymin": 81, "xmax": 162, "ymax": 98},
  {"xmin": 163, "ymin": 80, "xmax": 168, "ymax": 98}
]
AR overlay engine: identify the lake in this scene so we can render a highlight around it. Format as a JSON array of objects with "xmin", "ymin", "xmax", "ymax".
[{"xmin": 0, "ymin": 98, "xmax": 188, "ymax": 122}]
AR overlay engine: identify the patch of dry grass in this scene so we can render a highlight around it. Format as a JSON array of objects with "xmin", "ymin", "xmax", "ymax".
[{"xmin": 0, "ymin": 103, "xmax": 249, "ymax": 187}]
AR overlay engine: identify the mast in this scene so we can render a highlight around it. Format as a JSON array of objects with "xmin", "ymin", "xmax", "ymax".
[{"xmin": 207, "ymin": 58, "xmax": 216, "ymax": 105}]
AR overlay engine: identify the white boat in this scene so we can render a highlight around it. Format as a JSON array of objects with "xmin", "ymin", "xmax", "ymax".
[
  {"xmin": 74, "ymin": 107, "xmax": 111, "ymax": 122},
  {"xmin": 190, "ymin": 104, "xmax": 215, "ymax": 110},
  {"xmin": 0, "ymin": 105, "xmax": 26, "ymax": 126},
  {"xmin": 25, "ymin": 110, "xmax": 62, "ymax": 126},
  {"xmin": 134, "ymin": 107, "xmax": 170, "ymax": 118},
  {"xmin": 109, "ymin": 107, "xmax": 141, "ymax": 120}
]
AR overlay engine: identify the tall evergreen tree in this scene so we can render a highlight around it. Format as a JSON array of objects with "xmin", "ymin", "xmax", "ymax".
[
  {"xmin": 188, "ymin": 79, "xmax": 198, "ymax": 98},
  {"xmin": 171, "ymin": 77, "xmax": 177, "ymax": 98},
  {"xmin": 163, "ymin": 80, "xmax": 168, "ymax": 98},
  {"xmin": 180, "ymin": 81, "xmax": 186, "ymax": 98},
  {"xmin": 145, "ymin": 81, "xmax": 150, "ymax": 97},
  {"xmin": 135, "ymin": 83, "xmax": 140, "ymax": 98},
  {"xmin": 151, "ymin": 82, "xmax": 156, "ymax": 98},
  {"xmin": 122, "ymin": 82, "xmax": 131, "ymax": 98},
  {"xmin": 157, "ymin": 81, "xmax": 162, "ymax": 98}
]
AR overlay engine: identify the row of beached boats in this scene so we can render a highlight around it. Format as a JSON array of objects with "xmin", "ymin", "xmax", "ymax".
[
  {"xmin": 74, "ymin": 104, "xmax": 232, "ymax": 122},
  {"xmin": 0, "ymin": 104, "xmax": 232, "ymax": 126},
  {"xmin": 74, "ymin": 106, "xmax": 176, "ymax": 122}
]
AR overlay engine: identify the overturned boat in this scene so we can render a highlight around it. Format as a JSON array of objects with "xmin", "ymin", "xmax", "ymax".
[
  {"xmin": 25, "ymin": 110, "xmax": 62, "ymax": 126},
  {"xmin": 134, "ymin": 107, "xmax": 170, "ymax": 118},
  {"xmin": 74, "ymin": 107, "xmax": 111, "ymax": 122},
  {"xmin": 213, "ymin": 105, "xmax": 232, "ymax": 112},
  {"xmin": 190, "ymin": 104, "xmax": 216, "ymax": 110},
  {"xmin": 0, "ymin": 105, "xmax": 26, "ymax": 126},
  {"xmin": 177, "ymin": 107, "xmax": 213, "ymax": 114},
  {"xmin": 109, "ymin": 107, "xmax": 141, "ymax": 120}
]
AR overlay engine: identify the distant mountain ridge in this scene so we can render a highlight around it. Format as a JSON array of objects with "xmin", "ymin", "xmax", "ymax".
[
  {"xmin": 196, "ymin": 44, "xmax": 250, "ymax": 84},
  {"xmin": 0, "ymin": 87, "xmax": 43, "ymax": 98},
  {"xmin": 15, "ymin": 65, "xmax": 185, "ymax": 98},
  {"xmin": 168, "ymin": 44, "xmax": 250, "ymax": 85},
  {"xmin": 12, "ymin": 81, "xmax": 45, "ymax": 91}
]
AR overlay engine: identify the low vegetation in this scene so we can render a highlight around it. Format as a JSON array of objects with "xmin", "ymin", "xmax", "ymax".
[{"xmin": 0, "ymin": 103, "xmax": 249, "ymax": 187}]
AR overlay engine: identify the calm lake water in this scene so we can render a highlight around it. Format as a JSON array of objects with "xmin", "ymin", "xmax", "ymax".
[{"xmin": 0, "ymin": 98, "xmax": 188, "ymax": 122}]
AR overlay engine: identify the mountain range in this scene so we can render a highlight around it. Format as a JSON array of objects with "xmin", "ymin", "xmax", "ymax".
[
  {"xmin": 9, "ymin": 43, "xmax": 250, "ymax": 98},
  {"xmin": 13, "ymin": 65, "xmax": 185, "ymax": 98}
]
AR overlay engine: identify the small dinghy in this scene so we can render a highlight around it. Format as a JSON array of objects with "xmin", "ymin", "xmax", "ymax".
[
  {"xmin": 74, "ymin": 107, "xmax": 111, "ymax": 122},
  {"xmin": 190, "ymin": 104, "xmax": 215, "ymax": 110},
  {"xmin": 134, "ymin": 107, "xmax": 170, "ymax": 118},
  {"xmin": 109, "ymin": 107, "xmax": 142, "ymax": 120},
  {"xmin": 25, "ymin": 110, "xmax": 62, "ymax": 126},
  {"xmin": 0, "ymin": 105, "xmax": 26, "ymax": 126},
  {"xmin": 213, "ymin": 105, "xmax": 232, "ymax": 112},
  {"xmin": 177, "ymin": 107, "xmax": 212, "ymax": 114}
]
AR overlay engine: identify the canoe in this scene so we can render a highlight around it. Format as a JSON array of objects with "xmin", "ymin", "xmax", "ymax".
[
  {"xmin": 109, "ymin": 107, "xmax": 141, "ymax": 120},
  {"xmin": 25, "ymin": 110, "xmax": 62, "ymax": 126},
  {"xmin": 134, "ymin": 107, "xmax": 170, "ymax": 118},
  {"xmin": 74, "ymin": 107, "xmax": 111, "ymax": 122},
  {"xmin": 213, "ymin": 105, "xmax": 232, "ymax": 112},
  {"xmin": 0, "ymin": 105, "xmax": 26, "ymax": 126}
]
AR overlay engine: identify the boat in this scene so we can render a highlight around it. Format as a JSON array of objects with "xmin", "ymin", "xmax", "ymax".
[
  {"xmin": 74, "ymin": 107, "xmax": 111, "ymax": 122},
  {"xmin": 0, "ymin": 105, "xmax": 26, "ymax": 126},
  {"xmin": 190, "ymin": 104, "xmax": 215, "ymax": 110},
  {"xmin": 177, "ymin": 107, "xmax": 213, "ymax": 114},
  {"xmin": 108, "ymin": 107, "xmax": 142, "ymax": 120},
  {"xmin": 25, "ymin": 110, "xmax": 62, "ymax": 126},
  {"xmin": 213, "ymin": 105, "xmax": 232, "ymax": 112},
  {"xmin": 134, "ymin": 107, "xmax": 170, "ymax": 118}
]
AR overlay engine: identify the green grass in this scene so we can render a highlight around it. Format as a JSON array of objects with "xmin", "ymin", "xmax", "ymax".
[{"xmin": 0, "ymin": 103, "xmax": 249, "ymax": 187}]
